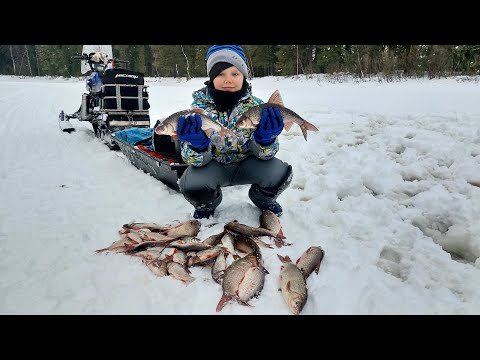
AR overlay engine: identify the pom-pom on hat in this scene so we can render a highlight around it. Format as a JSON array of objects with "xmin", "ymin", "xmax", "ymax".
[{"xmin": 206, "ymin": 45, "xmax": 248, "ymax": 79}]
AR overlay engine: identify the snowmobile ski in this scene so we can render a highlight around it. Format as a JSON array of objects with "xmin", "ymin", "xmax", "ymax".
[{"xmin": 58, "ymin": 110, "xmax": 75, "ymax": 133}]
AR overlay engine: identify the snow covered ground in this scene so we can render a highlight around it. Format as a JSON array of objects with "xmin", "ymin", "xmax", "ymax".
[{"xmin": 0, "ymin": 74, "xmax": 479, "ymax": 314}]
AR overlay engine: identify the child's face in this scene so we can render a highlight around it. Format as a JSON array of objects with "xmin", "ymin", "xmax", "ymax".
[{"xmin": 213, "ymin": 66, "xmax": 244, "ymax": 92}]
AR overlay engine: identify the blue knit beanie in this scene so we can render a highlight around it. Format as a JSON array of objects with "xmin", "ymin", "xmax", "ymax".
[{"xmin": 206, "ymin": 45, "xmax": 248, "ymax": 79}]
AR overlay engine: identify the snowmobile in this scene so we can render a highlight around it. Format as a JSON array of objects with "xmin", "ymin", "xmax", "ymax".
[
  {"xmin": 59, "ymin": 45, "xmax": 186, "ymax": 190},
  {"xmin": 58, "ymin": 46, "xmax": 151, "ymax": 149}
]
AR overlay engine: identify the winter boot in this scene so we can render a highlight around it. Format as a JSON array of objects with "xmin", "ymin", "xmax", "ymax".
[
  {"xmin": 193, "ymin": 208, "xmax": 215, "ymax": 219},
  {"xmin": 248, "ymin": 165, "xmax": 292, "ymax": 217},
  {"xmin": 192, "ymin": 190, "xmax": 222, "ymax": 219}
]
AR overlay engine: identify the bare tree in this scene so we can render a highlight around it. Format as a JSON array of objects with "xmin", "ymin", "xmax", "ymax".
[
  {"xmin": 247, "ymin": 55, "xmax": 254, "ymax": 79},
  {"xmin": 180, "ymin": 45, "xmax": 191, "ymax": 80},
  {"xmin": 19, "ymin": 48, "xmax": 28, "ymax": 75},
  {"xmin": 9, "ymin": 45, "xmax": 16, "ymax": 75},
  {"xmin": 36, "ymin": 47, "xmax": 40, "ymax": 76},
  {"xmin": 296, "ymin": 45, "xmax": 299, "ymax": 75},
  {"xmin": 25, "ymin": 45, "xmax": 33, "ymax": 76},
  {"xmin": 356, "ymin": 47, "xmax": 364, "ymax": 78}
]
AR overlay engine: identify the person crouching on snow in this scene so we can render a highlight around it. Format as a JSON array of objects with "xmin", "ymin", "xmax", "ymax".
[{"xmin": 177, "ymin": 45, "xmax": 292, "ymax": 219}]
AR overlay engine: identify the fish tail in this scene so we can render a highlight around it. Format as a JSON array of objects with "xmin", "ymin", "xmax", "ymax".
[
  {"xmin": 216, "ymin": 294, "xmax": 233, "ymax": 312},
  {"xmin": 300, "ymin": 120, "xmax": 319, "ymax": 141},
  {"xmin": 300, "ymin": 124, "xmax": 308, "ymax": 141}
]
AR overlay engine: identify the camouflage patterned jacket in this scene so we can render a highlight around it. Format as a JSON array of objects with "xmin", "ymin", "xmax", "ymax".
[{"xmin": 180, "ymin": 85, "xmax": 280, "ymax": 167}]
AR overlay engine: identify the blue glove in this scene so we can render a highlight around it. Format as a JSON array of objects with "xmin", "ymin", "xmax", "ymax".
[
  {"xmin": 253, "ymin": 107, "xmax": 284, "ymax": 145},
  {"xmin": 177, "ymin": 113, "xmax": 211, "ymax": 151}
]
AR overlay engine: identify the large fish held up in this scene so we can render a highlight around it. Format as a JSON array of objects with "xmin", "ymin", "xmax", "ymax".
[
  {"xmin": 154, "ymin": 109, "xmax": 236, "ymax": 145},
  {"xmin": 235, "ymin": 90, "xmax": 319, "ymax": 141}
]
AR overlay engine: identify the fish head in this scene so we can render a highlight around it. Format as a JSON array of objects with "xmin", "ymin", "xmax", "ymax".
[
  {"xmin": 188, "ymin": 220, "xmax": 202, "ymax": 234},
  {"xmin": 155, "ymin": 122, "xmax": 174, "ymax": 135},
  {"xmin": 154, "ymin": 124, "xmax": 165, "ymax": 134},
  {"xmin": 289, "ymin": 293, "xmax": 307, "ymax": 315},
  {"xmin": 236, "ymin": 111, "xmax": 258, "ymax": 129}
]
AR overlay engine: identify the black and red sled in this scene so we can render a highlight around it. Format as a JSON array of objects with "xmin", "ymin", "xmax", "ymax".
[{"xmin": 112, "ymin": 122, "xmax": 188, "ymax": 191}]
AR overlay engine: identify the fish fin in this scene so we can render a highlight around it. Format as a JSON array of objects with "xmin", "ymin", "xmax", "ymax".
[
  {"xmin": 216, "ymin": 294, "xmax": 233, "ymax": 312},
  {"xmin": 274, "ymin": 237, "xmax": 291, "ymax": 248},
  {"xmin": 238, "ymin": 300, "xmax": 253, "ymax": 307},
  {"xmin": 184, "ymin": 276, "xmax": 195, "ymax": 286},
  {"xmin": 217, "ymin": 128, "xmax": 227, "ymax": 138},
  {"xmin": 284, "ymin": 120, "xmax": 294, "ymax": 132},
  {"xmin": 286, "ymin": 281, "xmax": 291, "ymax": 291},
  {"xmin": 277, "ymin": 254, "xmax": 291, "ymax": 263},
  {"xmin": 267, "ymin": 90, "xmax": 284, "ymax": 107},
  {"xmin": 203, "ymin": 129, "xmax": 214, "ymax": 137},
  {"xmin": 144, "ymin": 258, "xmax": 155, "ymax": 266},
  {"xmin": 124, "ymin": 243, "xmax": 136, "ymax": 250},
  {"xmin": 252, "ymin": 237, "xmax": 273, "ymax": 249},
  {"xmin": 189, "ymin": 255, "xmax": 201, "ymax": 265}
]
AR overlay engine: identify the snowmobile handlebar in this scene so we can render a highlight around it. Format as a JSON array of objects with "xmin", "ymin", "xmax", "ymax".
[
  {"xmin": 70, "ymin": 53, "xmax": 129, "ymax": 65},
  {"xmin": 111, "ymin": 59, "xmax": 129, "ymax": 65},
  {"xmin": 71, "ymin": 54, "xmax": 90, "ymax": 61}
]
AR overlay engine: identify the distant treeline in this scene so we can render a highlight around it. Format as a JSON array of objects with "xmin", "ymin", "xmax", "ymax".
[{"xmin": 1, "ymin": 45, "xmax": 479, "ymax": 79}]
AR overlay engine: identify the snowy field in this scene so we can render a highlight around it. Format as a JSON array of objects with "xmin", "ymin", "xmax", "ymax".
[{"xmin": 0, "ymin": 74, "xmax": 479, "ymax": 315}]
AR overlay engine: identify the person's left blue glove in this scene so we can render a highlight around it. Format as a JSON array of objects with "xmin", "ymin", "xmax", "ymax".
[
  {"xmin": 253, "ymin": 107, "xmax": 284, "ymax": 145},
  {"xmin": 177, "ymin": 113, "xmax": 211, "ymax": 151}
]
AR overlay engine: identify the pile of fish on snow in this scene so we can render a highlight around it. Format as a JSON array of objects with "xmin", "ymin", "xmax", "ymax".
[{"xmin": 96, "ymin": 210, "xmax": 325, "ymax": 314}]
